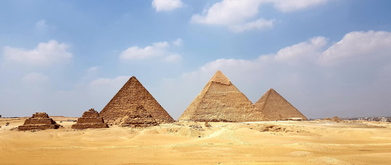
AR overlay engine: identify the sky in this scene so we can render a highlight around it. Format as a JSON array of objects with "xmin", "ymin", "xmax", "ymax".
[{"xmin": 1, "ymin": 0, "xmax": 391, "ymax": 119}]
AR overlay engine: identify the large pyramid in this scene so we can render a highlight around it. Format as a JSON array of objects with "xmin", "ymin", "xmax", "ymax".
[
  {"xmin": 254, "ymin": 88, "xmax": 307, "ymax": 121},
  {"xmin": 100, "ymin": 76, "xmax": 174, "ymax": 125},
  {"xmin": 179, "ymin": 70, "xmax": 266, "ymax": 122}
]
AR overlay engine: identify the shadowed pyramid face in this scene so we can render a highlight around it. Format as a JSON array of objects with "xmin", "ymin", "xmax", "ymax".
[
  {"xmin": 99, "ymin": 76, "xmax": 174, "ymax": 125},
  {"xmin": 179, "ymin": 70, "xmax": 266, "ymax": 122}
]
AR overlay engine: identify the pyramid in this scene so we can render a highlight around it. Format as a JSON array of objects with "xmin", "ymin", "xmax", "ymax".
[
  {"xmin": 72, "ymin": 108, "xmax": 109, "ymax": 129},
  {"xmin": 120, "ymin": 105, "xmax": 159, "ymax": 128},
  {"xmin": 18, "ymin": 112, "xmax": 61, "ymax": 131},
  {"xmin": 178, "ymin": 70, "xmax": 266, "ymax": 122},
  {"xmin": 100, "ymin": 76, "xmax": 174, "ymax": 125},
  {"xmin": 254, "ymin": 88, "xmax": 307, "ymax": 121}
]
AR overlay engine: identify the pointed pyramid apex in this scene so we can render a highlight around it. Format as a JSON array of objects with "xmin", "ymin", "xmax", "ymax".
[
  {"xmin": 209, "ymin": 70, "xmax": 231, "ymax": 85},
  {"xmin": 128, "ymin": 76, "xmax": 140, "ymax": 83}
]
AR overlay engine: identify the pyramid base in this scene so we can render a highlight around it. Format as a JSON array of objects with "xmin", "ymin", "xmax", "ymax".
[
  {"xmin": 180, "ymin": 118, "xmax": 249, "ymax": 122},
  {"xmin": 121, "ymin": 123, "xmax": 159, "ymax": 128},
  {"xmin": 18, "ymin": 124, "xmax": 61, "ymax": 131},
  {"xmin": 71, "ymin": 123, "xmax": 109, "ymax": 129}
]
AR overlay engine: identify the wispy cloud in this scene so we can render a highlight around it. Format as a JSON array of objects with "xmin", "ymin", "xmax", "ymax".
[
  {"xmin": 35, "ymin": 20, "xmax": 48, "ymax": 29},
  {"xmin": 271, "ymin": 0, "xmax": 332, "ymax": 13},
  {"xmin": 229, "ymin": 18, "xmax": 275, "ymax": 33},
  {"xmin": 191, "ymin": 0, "xmax": 333, "ymax": 33},
  {"xmin": 119, "ymin": 38, "xmax": 183, "ymax": 63},
  {"xmin": 3, "ymin": 40, "xmax": 72, "ymax": 66},
  {"xmin": 152, "ymin": 0, "xmax": 183, "ymax": 12}
]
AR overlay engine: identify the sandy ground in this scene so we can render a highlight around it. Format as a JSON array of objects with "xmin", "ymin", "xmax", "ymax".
[{"xmin": 1, "ymin": 117, "xmax": 391, "ymax": 165}]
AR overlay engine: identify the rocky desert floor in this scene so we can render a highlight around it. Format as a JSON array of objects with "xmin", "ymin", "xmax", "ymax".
[{"xmin": 1, "ymin": 117, "xmax": 391, "ymax": 165}]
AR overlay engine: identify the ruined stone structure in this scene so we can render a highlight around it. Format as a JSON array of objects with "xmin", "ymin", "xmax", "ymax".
[
  {"xmin": 255, "ymin": 88, "xmax": 307, "ymax": 121},
  {"xmin": 121, "ymin": 105, "xmax": 159, "ymax": 128},
  {"xmin": 100, "ymin": 76, "xmax": 174, "ymax": 125},
  {"xmin": 179, "ymin": 70, "xmax": 266, "ymax": 122},
  {"xmin": 18, "ymin": 112, "xmax": 61, "ymax": 131},
  {"xmin": 72, "ymin": 108, "xmax": 109, "ymax": 129},
  {"xmin": 331, "ymin": 116, "xmax": 342, "ymax": 122}
]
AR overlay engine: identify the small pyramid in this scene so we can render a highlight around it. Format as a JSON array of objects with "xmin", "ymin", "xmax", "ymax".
[
  {"xmin": 100, "ymin": 76, "xmax": 174, "ymax": 125},
  {"xmin": 179, "ymin": 70, "xmax": 266, "ymax": 122},
  {"xmin": 18, "ymin": 112, "xmax": 61, "ymax": 131},
  {"xmin": 121, "ymin": 105, "xmax": 159, "ymax": 128},
  {"xmin": 72, "ymin": 108, "xmax": 109, "ymax": 129},
  {"xmin": 254, "ymin": 88, "xmax": 307, "ymax": 121}
]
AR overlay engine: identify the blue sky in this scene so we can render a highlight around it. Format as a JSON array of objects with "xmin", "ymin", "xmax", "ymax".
[{"xmin": 1, "ymin": 0, "xmax": 391, "ymax": 119}]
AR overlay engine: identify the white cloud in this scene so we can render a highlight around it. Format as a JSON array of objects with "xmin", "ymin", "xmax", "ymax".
[
  {"xmin": 22, "ymin": 72, "xmax": 49, "ymax": 84},
  {"xmin": 3, "ymin": 40, "xmax": 72, "ymax": 66},
  {"xmin": 90, "ymin": 76, "xmax": 129, "ymax": 88},
  {"xmin": 319, "ymin": 31, "xmax": 391, "ymax": 66},
  {"xmin": 229, "ymin": 18, "xmax": 275, "ymax": 33},
  {"xmin": 120, "ymin": 39, "xmax": 183, "ymax": 63},
  {"xmin": 271, "ymin": 0, "xmax": 332, "ymax": 12},
  {"xmin": 152, "ymin": 0, "xmax": 183, "ymax": 12},
  {"xmin": 120, "ymin": 42, "xmax": 168, "ymax": 60},
  {"xmin": 191, "ymin": 0, "xmax": 333, "ymax": 32},
  {"xmin": 274, "ymin": 36, "xmax": 328, "ymax": 65},
  {"xmin": 87, "ymin": 66, "xmax": 100, "ymax": 73},
  {"xmin": 185, "ymin": 31, "xmax": 391, "ymax": 74},
  {"xmin": 173, "ymin": 38, "xmax": 183, "ymax": 46},
  {"xmin": 191, "ymin": 0, "xmax": 262, "ymax": 25}
]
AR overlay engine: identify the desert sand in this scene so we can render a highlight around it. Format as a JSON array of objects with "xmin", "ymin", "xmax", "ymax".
[{"xmin": 1, "ymin": 117, "xmax": 391, "ymax": 165}]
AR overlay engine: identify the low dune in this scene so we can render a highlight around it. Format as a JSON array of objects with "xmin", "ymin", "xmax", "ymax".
[{"xmin": 1, "ymin": 118, "xmax": 391, "ymax": 164}]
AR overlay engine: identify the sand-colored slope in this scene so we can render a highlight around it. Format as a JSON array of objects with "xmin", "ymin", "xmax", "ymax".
[
  {"xmin": 255, "ymin": 88, "xmax": 307, "ymax": 121},
  {"xmin": 179, "ymin": 71, "xmax": 265, "ymax": 122},
  {"xmin": 1, "ymin": 117, "xmax": 391, "ymax": 164},
  {"xmin": 100, "ymin": 76, "xmax": 174, "ymax": 124}
]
